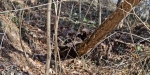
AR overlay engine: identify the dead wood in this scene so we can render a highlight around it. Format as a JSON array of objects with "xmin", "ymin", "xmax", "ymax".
[{"xmin": 76, "ymin": 0, "xmax": 141, "ymax": 56}]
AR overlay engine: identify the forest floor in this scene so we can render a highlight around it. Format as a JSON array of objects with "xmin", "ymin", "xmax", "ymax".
[{"xmin": 0, "ymin": 1, "xmax": 150, "ymax": 75}]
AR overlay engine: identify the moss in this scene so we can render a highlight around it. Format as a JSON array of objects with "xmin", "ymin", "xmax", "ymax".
[
  {"xmin": 11, "ymin": 17, "xmax": 19, "ymax": 26},
  {"xmin": 12, "ymin": 1, "xmax": 19, "ymax": 5}
]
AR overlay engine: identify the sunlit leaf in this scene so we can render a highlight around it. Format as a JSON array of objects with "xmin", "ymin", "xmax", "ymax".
[{"xmin": 137, "ymin": 46, "xmax": 141, "ymax": 51}]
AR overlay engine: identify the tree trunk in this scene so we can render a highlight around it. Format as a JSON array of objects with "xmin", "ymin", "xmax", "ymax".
[
  {"xmin": 148, "ymin": 0, "xmax": 150, "ymax": 25},
  {"xmin": 45, "ymin": 0, "xmax": 52, "ymax": 75},
  {"xmin": 117, "ymin": 0, "xmax": 122, "ymax": 7},
  {"xmin": 98, "ymin": 0, "xmax": 102, "ymax": 25},
  {"xmin": 76, "ymin": 0, "xmax": 141, "ymax": 56},
  {"xmin": 79, "ymin": 0, "xmax": 82, "ymax": 20}
]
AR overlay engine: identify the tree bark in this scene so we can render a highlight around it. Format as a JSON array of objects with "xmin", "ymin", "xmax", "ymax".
[
  {"xmin": 79, "ymin": 0, "xmax": 82, "ymax": 20},
  {"xmin": 117, "ymin": 0, "xmax": 122, "ymax": 7},
  {"xmin": 98, "ymin": 0, "xmax": 102, "ymax": 25},
  {"xmin": 45, "ymin": 0, "xmax": 52, "ymax": 75},
  {"xmin": 76, "ymin": 0, "xmax": 141, "ymax": 56}
]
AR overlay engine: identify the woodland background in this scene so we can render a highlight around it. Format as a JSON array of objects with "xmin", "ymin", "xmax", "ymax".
[{"xmin": 0, "ymin": 0, "xmax": 150, "ymax": 75}]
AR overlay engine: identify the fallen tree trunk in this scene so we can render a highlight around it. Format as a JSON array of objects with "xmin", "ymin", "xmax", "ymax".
[{"xmin": 76, "ymin": 0, "xmax": 141, "ymax": 56}]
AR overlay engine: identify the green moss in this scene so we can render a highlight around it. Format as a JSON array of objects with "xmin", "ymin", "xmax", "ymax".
[
  {"xmin": 11, "ymin": 17, "xmax": 19, "ymax": 26},
  {"xmin": 12, "ymin": 1, "xmax": 19, "ymax": 5}
]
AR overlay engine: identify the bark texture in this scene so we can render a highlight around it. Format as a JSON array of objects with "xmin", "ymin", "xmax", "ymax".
[
  {"xmin": 76, "ymin": 0, "xmax": 141, "ymax": 56},
  {"xmin": 45, "ymin": 0, "xmax": 52, "ymax": 75}
]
